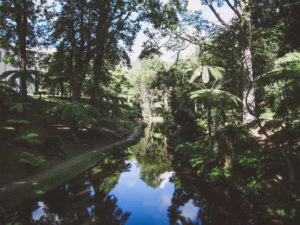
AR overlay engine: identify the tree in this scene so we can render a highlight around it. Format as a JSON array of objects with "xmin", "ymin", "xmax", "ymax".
[
  {"xmin": 0, "ymin": 0, "xmax": 42, "ymax": 97},
  {"xmin": 53, "ymin": 0, "xmax": 95, "ymax": 102},
  {"xmin": 186, "ymin": 0, "xmax": 254, "ymax": 123}
]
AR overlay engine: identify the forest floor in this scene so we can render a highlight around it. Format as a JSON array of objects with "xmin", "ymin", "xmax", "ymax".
[{"xmin": 0, "ymin": 94, "xmax": 138, "ymax": 187}]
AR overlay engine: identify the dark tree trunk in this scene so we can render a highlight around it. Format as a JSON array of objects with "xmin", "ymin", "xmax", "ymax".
[
  {"xmin": 207, "ymin": 105, "xmax": 212, "ymax": 147},
  {"xmin": 15, "ymin": 0, "xmax": 28, "ymax": 98}
]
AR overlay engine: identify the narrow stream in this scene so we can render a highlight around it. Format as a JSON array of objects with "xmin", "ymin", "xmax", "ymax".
[{"xmin": 1, "ymin": 124, "xmax": 260, "ymax": 225}]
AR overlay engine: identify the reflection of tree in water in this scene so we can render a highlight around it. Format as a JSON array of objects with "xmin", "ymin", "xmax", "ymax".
[
  {"xmin": 5, "ymin": 153, "xmax": 130, "ymax": 225},
  {"xmin": 168, "ymin": 169, "xmax": 262, "ymax": 225},
  {"xmin": 168, "ymin": 188, "xmax": 213, "ymax": 225},
  {"xmin": 134, "ymin": 123, "xmax": 172, "ymax": 188}
]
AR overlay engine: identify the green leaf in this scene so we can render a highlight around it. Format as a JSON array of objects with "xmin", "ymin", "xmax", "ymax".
[
  {"xmin": 208, "ymin": 66, "xmax": 223, "ymax": 80},
  {"xmin": 202, "ymin": 66, "xmax": 209, "ymax": 83},
  {"xmin": 189, "ymin": 66, "xmax": 202, "ymax": 83},
  {"xmin": 7, "ymin": 119, "xmax": 30, "ymax": 124}
]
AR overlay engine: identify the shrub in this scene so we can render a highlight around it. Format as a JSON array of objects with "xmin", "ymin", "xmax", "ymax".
[
  {"xmin": 14, "ymin": 133, "xmax": 40, "ymax": 146},
  {"xmin": 19, "ymin": 152, "xmax": 45, "ymax": 169}
]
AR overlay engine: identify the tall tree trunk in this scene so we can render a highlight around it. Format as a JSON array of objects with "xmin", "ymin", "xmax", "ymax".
[
  {"xmin": 240, "ymin": 0, "xmax": 255, "ymax": 124},
  {"xmin": 71, "ymin": 77, "xmax": 81, "ymax": 102},
  {"xmin": 60, "ymin": 82, "xmax": 64, "ymax": 98},
  {"xmin": 91, "ymin": 51, "xmax": 104, "ymax": 105},
  {"xmin": 16, "ymin": 0, "xmax": 28, "ymax": 98},
  {"xmin": 163, "ymin": 90, "xmax": 170, "ymax": 111}
]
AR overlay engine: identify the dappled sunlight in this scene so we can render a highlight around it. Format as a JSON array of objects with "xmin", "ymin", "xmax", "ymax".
[
  {"xmin": 52, "ymin": 123, "xmax": 71, "ymax": 131},
  {"xmin": 2, "ymin": 126, "xmax": 15, "ymax": 131}
]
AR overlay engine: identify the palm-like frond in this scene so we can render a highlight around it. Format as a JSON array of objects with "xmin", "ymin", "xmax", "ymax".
[
  {"xmin": 0, "ymin": 70, "xmax": 41, "ymax": 83},
  {"xmin": 254, "ymin": 52, "xmax": 300, "ymax": 121},
  {"xmin": 190, "ymin": 89, "xmax": 242, "ymax": 108},
  {"xmin": 189, "ymin": 66, "xmax": 224, "ymax": 83}
]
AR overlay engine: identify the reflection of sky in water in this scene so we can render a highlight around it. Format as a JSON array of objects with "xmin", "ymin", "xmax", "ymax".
[
  {"xmin": 111, "ymin": 160, "xmax": 174, "ymax": 225},
  {"xmin": 32, "ymin": 201, "xmax": 45, "ymax": 221},
  {"xmin": 32, "ymin": 201, "xmax": 60, "ymax": 222},
  {"xmin": 87, "ymin": 205, "xmax": 95, "ymax": 216},
  {"xmin": 159, "ymin": 171, "xmax": 175, "ymax": 189},
  {"xmin": 179, "ymin": 199, "xmax": 202, "ymax": 225},
  {"xmin": 85, "ymin": 181, "xmax": 95, "ymax": 197},
  {"xmin": 181, "ymin": 199, "xmax": 199, "ymax": 221}
]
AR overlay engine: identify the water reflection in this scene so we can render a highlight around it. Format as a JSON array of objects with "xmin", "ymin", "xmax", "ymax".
[
  {"xmin": 2, "ymin": 152, "xmax": 131, "ymax": 225},
  {"xmin": 2, "ymin": 123, "xmax": 266, "ymax": 225}
]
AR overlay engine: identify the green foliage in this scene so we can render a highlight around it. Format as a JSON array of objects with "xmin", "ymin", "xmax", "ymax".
[
  {"xmin": 189, "ymin": 65, "xmax": 224, "ymax": 84},
  {"xmin": 6, "ymin": 119, "xmax": 30, "ymax": 132},
  {"xmin": 7, "ymin": 119, "xmax": 30, "ymax": 125},
  {"xmin": 47, "ymin": 101, "xmax": 100, "ymax": 128},
  {"xmin": 190, "ymin": 89, "xmax": 242, "ymax": 107},
  {"xmin": 175, "ymin": 141, "xmax": 218, "ymax": 174},
  {"xmin": 19, "ymin": 152, "xmax": 45, "ymax": 168},
  {"xmin": 8, "ymin": 102, "xmax": 31, "ymax": 113},
  {"xmin": 208, "ymin": 166, "xmax": 231, "ymax": 182},
  {"xmin": 14, "ymin": 133, "xmax": 40, "ymax": 146},
  {"xmin": 255, "ymin": 52, "xmax": 300, "ymax": 122}
]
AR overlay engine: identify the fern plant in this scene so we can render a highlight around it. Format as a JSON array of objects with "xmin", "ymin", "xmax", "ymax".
[
  {"xmin": 254, "ymin": 52, "xmax": 300, "ymax": 124},
  {"xmin": 189, "ymin": 65, "xmax": 224, "ymax": 86},
  {"xmin": 14, "ymin": 133, "xmax": 40, "ymax": 146},
  {"xmin": 47, "ymin": 101, "xmax": 100, "ymax": 142},
  {"xmin": 0, "ymin": 70, "xmax": 41, "ymax": 97},
  {"xmin": 7, "ymin": 119, "xmax": 30, "ymax": 133},
  {"xmin": 8, "ymin": 102, "xmax": 31, "ymax": 113},
  {"xmin": 189, "ymin": 65, "xmax": 242, "ymax": 148},
  {"xmin": 19, "ymin": 152, "xmax": 45, "ymax": 169},
  {"xmin": 190, "ymin": 89, "xmax": 242, "ymax": 147}
]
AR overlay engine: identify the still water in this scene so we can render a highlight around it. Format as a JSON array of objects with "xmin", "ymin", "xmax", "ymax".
[{"xmin": 1, "ymin": 125, "xmax": 258, "ymax": 225}]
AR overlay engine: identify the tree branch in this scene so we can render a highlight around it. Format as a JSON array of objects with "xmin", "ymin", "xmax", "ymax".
[
  {"xmin": 204, "ymin": 0, "xmax": 227, "ymax": 26},
  {"xmin": 225, "ymin": 0, "xmax": 241, "ymax": 19}
]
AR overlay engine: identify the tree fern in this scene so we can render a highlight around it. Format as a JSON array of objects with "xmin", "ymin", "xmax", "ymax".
[
  {"xmin": 254, "ymin": 52, "xmax": 300, "ymax": 121},
  {"xmin": 189, "ymin": 65, "xmax": 224, "ymax": 84}
]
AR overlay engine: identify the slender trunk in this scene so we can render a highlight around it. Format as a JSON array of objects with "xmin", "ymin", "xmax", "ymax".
[
  {"xmin": 242, "ymin": 47, "xmax": 255, "ymax": 123},
  {"xmin": 71, "ymin": 119, "xmax": 77, "ymax": 144},
  {"xmin": 72, "ymin": 78, "xmax": 81, "ymax": 102},
  {"xmin": 163, "ymin": 91, "xmax": 170, "ymax": 111},
  {"xmin": 280, "ymin": 148, "xmax": 295, "ymax": 183},
  {"xmin": 240, "ymin": 0, "xmax": 255, "ymax": 124},
  {"xmin": 207, "ymin": 105, "xmax": 212, "ymax": 147},
  {"xmin": 60, "ymin": 82, "xmax": 64, "ymax": 98}
]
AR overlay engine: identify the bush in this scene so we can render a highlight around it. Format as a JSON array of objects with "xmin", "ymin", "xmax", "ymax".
[
  {"xmin": 14, "ymin": 133, "xmax": 40, "ymax": 147},
  {"xmin": 19, "ymin": 152, "xmax": 45, "ymax": 169}
]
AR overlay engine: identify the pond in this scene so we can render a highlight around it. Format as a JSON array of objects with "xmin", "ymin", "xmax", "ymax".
[{"xmin": 1, "ymin": 124, "xmax": 263, "ymax": 225}]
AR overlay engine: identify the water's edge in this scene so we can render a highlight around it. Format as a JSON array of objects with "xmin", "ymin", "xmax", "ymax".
[{"xmin": 0, "ymin": 124, "xmax": 144, "ymax": 215}]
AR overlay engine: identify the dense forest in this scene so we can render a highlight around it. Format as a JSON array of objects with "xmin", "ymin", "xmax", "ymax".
[{"xmin": 0, "ymin": 0, "xmax": 299, "ymax": 224}]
